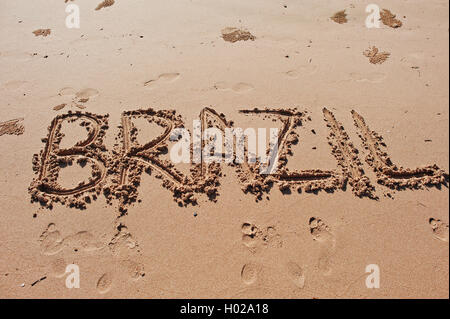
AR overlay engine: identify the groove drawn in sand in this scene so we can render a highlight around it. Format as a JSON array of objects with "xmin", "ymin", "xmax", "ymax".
[
  {"xmin": 95, "ymin": 0, "xmax": 115, "ymax": 11},
  {"xmin": 351, "ymin": 110, "xmax": 448, "ymax": 190},
  {"xmin": 144, "ymin": 73, "xmax": 180, "ymax": 89},
  {"xmin": 323, "ymin": 108, "xmax": 376, "ymax": 198},
  {"xmin": 241, "ymin": 263, "xmax": 258, "ymax": 285},
  {"xmin": 29, "ymin": 112, "xmax": 109, "ymax": 209},
  {"xmin": 309, "ymin": 217, "xmax": 336, "ymax": 275},
  {"xmin": 33, "ymin": 29, "xmax": 51, "ymax": 37},
  {"xmin": 0, "ymin": 118, "xmax": 24, "ymax": 136},
  {"xmin": 221, "ymin": 27, "xmax": 255, "ymax": 43},
  {"xmin": 30, "ymin": 107, "xmax": 448, "ymax": 210},
  {"xmin": 380, "ymin": 9, "xmax": 403, "ymax": 28},
  {"xmin": 364, "ymin": 46, "xmax": 390, "ymax": 65},
  {"xmin": 331, "ymin": 10, "xmax": 348, "ymax": 24},
  {"xmin": 429, "ymin": 218, "xmax": 449, "ymax": 242},
  {"xmin": 238, "ymin": 108, "xmax": 344, "ymax": 198}
]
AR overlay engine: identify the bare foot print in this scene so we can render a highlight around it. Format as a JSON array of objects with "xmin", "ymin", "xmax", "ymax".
[
  {"xmin": 241, "ymin": 263, "xmax": 258, "ymax": 285},
  {"xmin": 213, "ymin": 82, "xmax": 254, "ymax": 93},
  {"xmin": 285, "ymin": 65, "xmax": 318, "ymax": 78},
  {"xmin": 109, "ymin": 225, "xmax": 140, "ymax": 256},
  {"xmin": 144, "ymin": 73, "xmax": 180, "ymax": 88},
  {"xmin": 429, "ymin": 218, "xmax": 449, "ymax": 242},
  {"xmin": 232, "ymin": 82, "xmax": 254, "ymax": 93},
  {"xmin": 49, "ymin": 258, "xmax": 67, "ymax": 278},
  {"xmin": 64, "ymin": 231, "xmax": 103, "ymax": 252},
  {"xmin": 39, "ymin": 223, "xmax": 63, "ymax": 256},
  {"xmin": 119, "ymin": 260, "xmax": 145, "ymax": 280},
  {"xmin": 2, "ymin": 80, "xmax": 28, "ymax": 90},
  {"xmin": 286, "ymin": 261, "xmax": 305, "ymax": 288},
  {"xmin": 241, "ymin": 223, "xmax": 282, "ymax": 252},
  {"xmin": 75, "ymin": 88, "xmax": 99, "ymax": 100},
  {"xmin": 309, "ymin": 217, "xmax": 335, "ymax": 275},
  {"xmin": 349, "ymin": 72, "xmax": 386, "ymax": 83},
  {"xmin": 55, "ymin": 87, "xmax": 98, "ymax": 109},
  {"xmin": 96, "ymin": 272, "xmax": 113, "ymax": 294}
]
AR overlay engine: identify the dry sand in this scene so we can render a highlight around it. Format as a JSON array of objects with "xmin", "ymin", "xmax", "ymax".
[{"xmin": 0, "ymin": 0, "xmax": 448, "ymax": 298}]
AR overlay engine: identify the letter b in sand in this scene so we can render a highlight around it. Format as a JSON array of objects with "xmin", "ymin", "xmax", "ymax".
[
  {"xmin": 65, "ymin": 264, "xmax": 80, "ymax": 289},
  {"xmin": 65, "ymin": 4, "xmax": 80, "ymax": 29},
  {"xmin": 365, "ymin": 264, "xmax": 380, "ymax": 288}
]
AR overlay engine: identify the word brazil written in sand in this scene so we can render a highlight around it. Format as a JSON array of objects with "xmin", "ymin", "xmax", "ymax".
[{"xmin": 29, "ymin": 107, "xmax": 448, "ymax": 211}]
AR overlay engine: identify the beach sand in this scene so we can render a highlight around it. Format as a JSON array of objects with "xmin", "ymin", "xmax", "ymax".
[{"xmin": 0, "ymin": 0, "xmax": 448, "ymax": 298}]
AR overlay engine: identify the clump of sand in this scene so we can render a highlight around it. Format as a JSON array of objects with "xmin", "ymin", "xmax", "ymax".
[
  {"xmin": 380, "ymin": 9, "xmax": 403, "ymax": 28},
  {"xmin": 32, "ymin": 29, "xmax": 51, "ymax": 37},
  {"xmin": 330, "ymin": 10, "xmax": 347, "ymax": 24},
  {"xmin": 96, "ymin": 0, "xmax": 115, "ymax": 11},
  {"xmin": 0, "ymin": 118, "xmax": 24, "ymax": 136},
  {"xmin": 221, "ymin": 27, "xmax": 256, "ymax": 43},
  {"xmin": 363, "ymin": 46, "xmax": 390, "ymax": 64}
]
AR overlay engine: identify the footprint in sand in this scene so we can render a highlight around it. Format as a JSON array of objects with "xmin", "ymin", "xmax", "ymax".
[
  {"xmin": 75, "ymin": 88, "xmax": 99, "ymax": 100},
  {"xmin": 144, "ymin": 73, "xmax": 180, "ymax": 89},
  {"xmin": 49, "ymin": 258, "xmax": 67, "ymax": 278},
  {"xmin": 309, "ymin": 217, "xmax": 335, "ymax": 275},
  {"xmin": 1, "ymin": 80, "xmax": 28, "ymax": 90},
  {"xmin": 119, "ymin": 260, "xmax": 145, "ymax": 280},
  {"xmin": 96, "ymin": 272, "xmax": 113, "ymax": 294},
  {"xmin": 241, "ymin": 263, "xmax": 258, "ymax": 285},
  {"xmin": 55, "ymin": 87, "xmax": 99, "ymax": 110},
  {"xmin": 39, "ymin": 224, "xmax": 103, "ymax": 255},
  {"xmin": 285, "ymin": 65, "xmax": 318, "ymax": 79},
  {"xmin": 286, "ymin": 261, "xmax": 305, "ymax": 288},
  {"xmin": 241, "ymin": 222, "xmax": 282, "ymax": 252},
  {"xmin": 429, "ymin": 218, "xmax": 449, "ymax": 242},
  {"xmin": 232, "ymin": 82, "xmax": 254, "ymax": 93},
  {"xmin": 213, "ymin": 82, "xmax": 254, "ymax": 93},
  {"xmin": 349, "ymin": 72, "xmax": 387, "ymax": 83},
  {"xmin": 39, "ymin": 224, "xmax": 64, "ymax": 256},
  {"xmin": 64, "ymin": 231, "xmax": 104, "ymax": 252}
]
